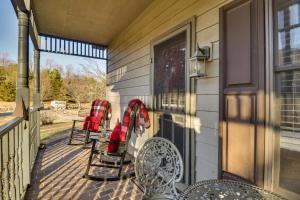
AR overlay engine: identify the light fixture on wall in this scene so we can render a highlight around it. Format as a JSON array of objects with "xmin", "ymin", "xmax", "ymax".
[{"xmin": 189, "ymin": 44, "xmax": 211, "ymax": 78}]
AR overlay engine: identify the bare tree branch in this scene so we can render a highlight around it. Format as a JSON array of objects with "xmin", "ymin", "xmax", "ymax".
[
  {"xmin": 79, "ymin": 58, "xmax": 106, "ymax": 80},
  {"xmin": 0, "ymin": 52, "xmax": 15, "ymax": 67}
]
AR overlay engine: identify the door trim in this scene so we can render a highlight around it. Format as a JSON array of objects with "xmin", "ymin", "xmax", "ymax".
[
  {"xmin": 150, "ymin": 17, "xmax": 196, "ymax": 187},
  {"xmin": 264, "ymin": 0, "xmax": 275, "ymax": 192}
]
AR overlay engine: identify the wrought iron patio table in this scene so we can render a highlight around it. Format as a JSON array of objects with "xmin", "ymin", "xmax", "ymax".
[{"xmin": 178, "ymin": 179, "xmax": 285, "ymax": 200}]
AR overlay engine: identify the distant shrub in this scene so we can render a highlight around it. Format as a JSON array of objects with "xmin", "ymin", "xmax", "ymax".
[{"xmin": 40, "ymin": 111, "xmax": 55, "ymax": 125}]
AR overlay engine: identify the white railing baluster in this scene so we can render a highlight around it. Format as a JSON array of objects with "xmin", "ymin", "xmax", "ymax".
[
  {"xmin": 14, "ymin": 126, "xmax": 20, "ymax": 199},
  {"xmin": 0, "ymin": 137, "xmax": 3, "ymax": 200},
  {"xmin": 18, "ymin": 122, "xmax": 23, "ymax": 197},
  {"xmin": 8, "ymin": 130, "xmax": 16, "ymax": 200},
  {"xmin": 2, "ymin": 133, "xmax": 9, "ymax": 200}
]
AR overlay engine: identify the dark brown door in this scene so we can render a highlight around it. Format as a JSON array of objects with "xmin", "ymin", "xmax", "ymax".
[
  {"xmin": 153, "ymin": 31, "xmax": 188, "ymax": 183},
  {"xmin": 219, "ymin": 0, "xmax": 265, "ymax": 186}
]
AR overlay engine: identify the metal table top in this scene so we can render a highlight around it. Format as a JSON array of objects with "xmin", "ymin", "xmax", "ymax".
[{"xmin": 179, "ymin": 179, "xmax": 285, "ymax": 200}]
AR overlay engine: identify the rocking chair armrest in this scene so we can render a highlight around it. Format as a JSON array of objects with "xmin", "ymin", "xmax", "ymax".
[
  {"xmin": 98, "ymin": 129, "xmax": 113, "ymax": 139},
  {"xmin": 103, "ymin": 128, "xmax": 113, "ymax": 132},
  {"xmin": 71, "ymin": 118, "xmax": 85, "ymax": 129},
  {"xmin": 105, "ymin": 140, "xmax": 120, "ymax": 144},
  {"xmin": 100, "ymin": 139, "xmax": 126, "ymax": 145},
  {"xmin": 89, "ymin": 136, "xmax": 109, "ymax": 143},
  {"xmin": 72, "ymin": 118, "xmax": 85, "ymax": 123},
  {"xmin": 90, "ymin": 135, "xmax": 99, "ymax": 141},
  {"xmin": 100, "ymin": 129, "xmax": 113, "ymax": 135},
  {"xmin": 98, "ymin": 137, "xmax": 109, "ymax": 143}
]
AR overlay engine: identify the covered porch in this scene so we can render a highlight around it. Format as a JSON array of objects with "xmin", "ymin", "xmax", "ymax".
[
  {"xmin": 1, "ymin": 0, "xmax": 299, "ymax": 199},
  {"xmin": 1, "ymin": 0, "xmax": 152, "ymax": 199}
]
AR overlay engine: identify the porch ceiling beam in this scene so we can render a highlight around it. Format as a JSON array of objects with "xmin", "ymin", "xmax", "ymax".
[
  {"xmin": 39, "ymin": 34, "xmax": 107, "ymax": 60},
  {"xmin": 29, "ymin": 10, "xmax": 40, "ymax": 50}
]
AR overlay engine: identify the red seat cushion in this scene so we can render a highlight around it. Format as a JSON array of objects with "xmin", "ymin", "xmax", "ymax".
[
  {"xmin": 107, "ymin": 122, "xmax": 122, "ymax": 153},
  {"xmin": 83, "ymin": 116, "xmax": 100, "ymax": 132},
  {"xmin": 82, "ymin": 99, "xmax": 112, "ymax": 132}
]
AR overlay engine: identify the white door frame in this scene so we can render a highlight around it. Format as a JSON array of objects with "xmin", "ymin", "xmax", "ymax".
[{"xmin": 149, "ymin": 17, "xmax": 197, "ymax": 188}]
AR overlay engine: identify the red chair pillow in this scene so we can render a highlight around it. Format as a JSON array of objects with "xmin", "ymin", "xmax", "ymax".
[{"xmin": 107, "ymin": 122, "xmax": 122, "ymax": 153}]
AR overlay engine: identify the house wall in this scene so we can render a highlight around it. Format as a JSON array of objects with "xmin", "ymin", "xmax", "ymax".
[{"xmin": 106, "ymin": 0, "xmax": 232, "ymax": 182}]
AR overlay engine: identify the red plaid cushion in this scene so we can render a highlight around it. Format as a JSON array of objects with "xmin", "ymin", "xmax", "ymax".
[
  {"xmin": 82, "ymin": 99, "xmax": 111, "ymax": 131},
  {"xmin": 83, "ymin": 116, "xmax": 100, "ymax": 132},
  {"xmin": 120, "ymin": 99, "xmax": 150, "ymax": 141},
  {"xmin": 107, "ymin": 99, "xmax": 150, "ymax": 152},
  {"xmin": 99, "ymin": 100, "xmax": 112, "ymax": 120},
  {"xmin": 89, "ymin": 99, "xmax": 102, "ymax": 117}
]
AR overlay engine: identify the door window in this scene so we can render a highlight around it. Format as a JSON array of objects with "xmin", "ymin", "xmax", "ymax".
[
  {"xmin": 153, "ymin": 31, "xmax": 188, "ymax": 184},
  {"xmin": 153, "ymin": 31, "xmax": 186, "ymax": 113}
]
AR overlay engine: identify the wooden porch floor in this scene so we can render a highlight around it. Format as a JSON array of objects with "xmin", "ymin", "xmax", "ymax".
[{"xmin": 25, "ymin": 134, "xmax": 142, "ymax": 200}]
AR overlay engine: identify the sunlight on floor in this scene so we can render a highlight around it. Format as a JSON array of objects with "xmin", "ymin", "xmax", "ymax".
[{"xmin": 25, "ymin": 134, "xmax": 141, "ymax": 200}]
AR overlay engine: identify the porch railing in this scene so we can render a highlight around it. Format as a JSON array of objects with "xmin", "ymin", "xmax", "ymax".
[
  {"xmin": 0, "ymin": 109, "xmax": 40, "ymax": 200},
  {"xmin": 29, "ymin": 109, "xmax": 40, "ymax": 170}
]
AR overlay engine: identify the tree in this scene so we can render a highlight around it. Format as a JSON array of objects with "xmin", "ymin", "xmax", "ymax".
[
  {"xmin": 45, "ymin": 58, "xmax": 63, "ymax": 70},
  {"xmin": 80, "ymin": 59, "xmax": 105, "ymax": 80},
  {"xmin": 49, "ymin": 68, "xmax": 64, "ymax": 99},
  {"xmin": 40, "ymin": 58, "xmax": 66, "ymax": 101},
  {"xmin": 0, "ymin": 81, "xmax": 16, "ymax": 101},
  {"xmin": 0, "ymin": 52, "xmax": 15, "ymax": 67},
  {"xmin": 40, "ymin": 68, "xmax": 51, "ymax": 101},
  {"xmin": 0, "ymin": 63, "xmax": 35, "ymax": 102},
  {"xmin": 40, "ymin": 67, "xmax": 65, "ymax": 101},
  {"xmin": 80, "ymin": 58, "xmax": 106, "ymax": 100},
  {"xmin": 64, "ymin": 72, "xmax": 97, "ymax": 113},
  {"xmin": 0, "ymin": 64, "xmax": 17, "ymax": 101}
]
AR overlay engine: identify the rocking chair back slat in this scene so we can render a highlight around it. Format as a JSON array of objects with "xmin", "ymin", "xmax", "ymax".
[{"xmin": 123, "ymin": 104, "xmax": 139, "ymax": 151}]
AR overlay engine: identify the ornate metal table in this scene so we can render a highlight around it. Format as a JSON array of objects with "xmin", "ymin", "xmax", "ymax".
[{"xmin": 179, "ymin": 179, "xmax": 285, "ymax": 200}]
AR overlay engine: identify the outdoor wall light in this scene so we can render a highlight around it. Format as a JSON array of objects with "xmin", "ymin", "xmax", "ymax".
[{"xmin": 189, "ymin": 44, "xmax": 211, "ymax": 78}]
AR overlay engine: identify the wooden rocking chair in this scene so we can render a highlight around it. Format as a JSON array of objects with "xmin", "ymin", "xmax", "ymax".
[
  {"xmin": 84, "ymin": 99, "xmax": 150, "ymax": 181},
  {"xmin": 68, "ymin": 99, "xmax": 111, "ymax": 147}
]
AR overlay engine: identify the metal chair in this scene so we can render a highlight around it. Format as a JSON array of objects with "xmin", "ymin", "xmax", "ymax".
[
  {"xmin": 84, "ymin": 99, "xmax": 150, "ymax": 181},
  {"xmin": 135, "ymin": 137, "xmax": 183, "ymax": 200},
  {"xmin": 68, "ymin": 99, "xmax": 111, "ymax": 147}
]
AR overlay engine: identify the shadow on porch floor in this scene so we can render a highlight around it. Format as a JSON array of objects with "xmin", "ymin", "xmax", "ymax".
[{"xmin": 25, "ymin": 134, "xmax": 142, "ymax": 200}]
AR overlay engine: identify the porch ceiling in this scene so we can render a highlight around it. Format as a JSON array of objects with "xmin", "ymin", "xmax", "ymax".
[{"xmin": 32, "ymin": 0, "xmax": 152, "ymax": 45}]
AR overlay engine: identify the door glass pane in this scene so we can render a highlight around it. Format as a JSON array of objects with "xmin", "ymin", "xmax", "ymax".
[
  {"xmin": 275, "ymin": 0, "xmax": 300, "ymax": 67},
  {"xmin": 154, "ymin": 31, "xmax": 186, "ymax": 113},
  {"xmin": 274, "ymin": 0, "xmax": 300, "ymax": 195},
  {"xmin": 277, "ymin": 71, "xmax": 300, "ymax": 195}
]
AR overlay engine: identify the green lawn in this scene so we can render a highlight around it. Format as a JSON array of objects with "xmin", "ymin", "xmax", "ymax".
[
  {"xmin": 1, "ymin": 118, "xmax": 77, "ymax": 141},
  {"xmin": 40, "ymin": 122, "xmax": 73, "ymax": 141},
  {"xmin": 0, "ymin": 116, "xmax": 15, "ymax": 126}
]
